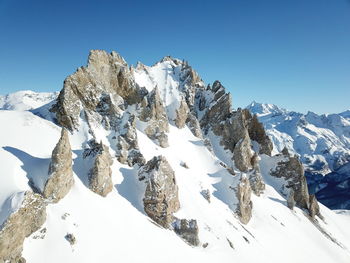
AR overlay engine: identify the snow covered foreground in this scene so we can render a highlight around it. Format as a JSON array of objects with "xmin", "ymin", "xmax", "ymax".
[
  {"xmin": 1, "ymin": 110, "xmax": 349, "ymax": 263},
  {"xmin": 1, "ymin": 56, "xmax": 350, "ymax": 263}
]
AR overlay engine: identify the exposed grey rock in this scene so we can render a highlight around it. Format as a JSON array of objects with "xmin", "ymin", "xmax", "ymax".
[
  {"xmin": 282, "ymin": 146, "xmax": 289, "ymax": 156},
  {"xmin": 51, "ymin": 50, "xmax": 146, "ymax": 131},
  {"xmin": 203, "ymin": 138, "xmax": 214, "ymax": 154},
  {"xmin": 236, "ymin": 176, "xmax": 252, "ymax": 224},
  {"xmin": 233, "ymin": 134, "xmax": 253, "ymax": 172},
  {"xmin": 0, "ymin": 192, "xmax": 46, "ymax": 262},
  {"xmin": 226, "ymin": 238, "xmax": 234, "ymax": 249},
  {"xmin": 43, "ymin": 128, "xmax": 74, "ymax": 203},
  {"xmin": 249, "ymin": 153, "xmax": 265, "ymax": 196},
  {"xmin": 246, "ymin": 112, "xmax": 273, "ymax": 156},
  {"xmin": 180, "ymin": 161, "xmax": 189, "ymax": 169},
  {"xmin": 173, "ymin": 219, "xmax": 200, "ymax": 246},
  {"xmin": 287, "ymin": 189, "xmax": 295, "ymax": 209},
  {"xmin": 198, "ymin": 85, "xmax": 253, "ymax": 172},
  {"xmin": 87, "ymin": 141, "xmax": 113, "ymax": 197},
  {"xmin": 271, "ymin": 154, "xmax": 310, "ymax": 210},
  {"xmin": 140, "ymin": 88, "xmax": 169, "ymax": 148},
  {"xmin": 309, "ymin": 195, "xmax": 322, "ymax": 219},
  {"xmin": 138, "ymin": 156, "xmax": 180, "ymax": 228},
  {"xmin": 174, "ymin": 98, "xmax": 189, "ymax": 129},
  {"xmin": 200, "ymin": 189, "xmax": 211, "ymax": 203},
  {"xmin": 186, "ymin": 113, "xmax": 203, "ymax": 139},
  {"xmin": 65, "ymin": 233, "xmax": 76, "ymax": 246},
  {"xmin": 115, "ymin": 114, "xmax": 145, "ymax": 166},
  {"xmin": 249, "ymin": 170, "xmax": 265, "ymax": 197}
]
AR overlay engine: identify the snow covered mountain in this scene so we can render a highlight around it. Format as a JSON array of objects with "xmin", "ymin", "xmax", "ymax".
[
  {"xmin": 247, "ymin": 102, "xmax": 350, "ymax": 209},
  {"xmin": 0, "ymin": 90, "xmax": 58, "ymax": 111},
  {"xmin": 1, "ymin": 50, "xmax": 350, "ymax": 263}
]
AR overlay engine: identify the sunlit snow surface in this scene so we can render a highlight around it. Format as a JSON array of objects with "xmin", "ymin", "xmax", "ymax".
[{"xmin": 0, "ymin": 85, "xmax": 349, "ymax": 262}]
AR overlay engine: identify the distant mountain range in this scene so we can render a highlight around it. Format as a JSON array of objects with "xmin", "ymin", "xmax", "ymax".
[{"xmin": 247, "ymin": 102, "xmax": 350, "ymax": 209}]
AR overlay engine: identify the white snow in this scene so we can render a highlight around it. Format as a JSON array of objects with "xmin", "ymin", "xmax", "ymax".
[
  {"xmin": 0, "ymin": 62, "xmax": 349, "ymax": 263},
  {"xmin": 0, "ymin": 90, "xmax": 58, "ymax": 111}
]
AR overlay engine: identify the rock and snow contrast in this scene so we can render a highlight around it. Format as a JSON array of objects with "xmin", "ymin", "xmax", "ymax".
[
  {"xmin": 1, "ymin": 50, "xmax": 350, "ymax": 263},
  {"xmin": 247, "ymin": 102, "xmax": 350, "ymax": 209}
]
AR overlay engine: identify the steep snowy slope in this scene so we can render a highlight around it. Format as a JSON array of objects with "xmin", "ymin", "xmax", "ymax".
[
  {"xmin": 0, "ymin": 90, "xmax": 58, "ymax": 111},
  {"xmin": 247, "ymin": 102, "xmax": 350, "ymax": 209},
  {"xmin": 1, "ymin": 50, "xmax": 350, "ymax": 263}
]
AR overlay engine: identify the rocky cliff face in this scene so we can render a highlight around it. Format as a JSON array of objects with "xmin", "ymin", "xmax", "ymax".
[
  {"xmin": 0, "ymin": 192, "xmax": 46, "ymax": 262},
  {"xmin": 43, "ymin": 128, "xmax": 74, "ymax": 203},
  {"xmin": 138, "ymin": 156, "xmax": 180, "ymax": 228},
  {"xmin": 51, "ymin": 50, "xmax": 145, "ymax": 131},
  {"xmin": 270, "ymin": 148, "xmax": 310, "ymax": 210},
  {"xmin": 139, "ymin": 88, "xmax": 169, "ymax": 147}
]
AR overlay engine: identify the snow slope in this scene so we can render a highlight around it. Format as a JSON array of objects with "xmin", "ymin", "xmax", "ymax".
[
  {"xmin": 0, "ymin": 108, "xmax": 349, "ymax": 263},
  {"xmin": 0, "ymin": 90, "xmax": 58, "ymax": 111},
  {"xmin": 1, "ymin": 57, "xmax": 350, "ymax": 263}
]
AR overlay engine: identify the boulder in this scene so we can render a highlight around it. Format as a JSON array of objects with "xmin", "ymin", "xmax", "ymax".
[
  {"xmin": 173, "ymin": 219, "xmax": 200, "ymax": 246},
  {"xmin": 138, "ymin": 156, "xmax": 180, "ymax": 228},
  {"xmin": 43, "ymin": 128, "xmax": 74, "ymax": 203}
]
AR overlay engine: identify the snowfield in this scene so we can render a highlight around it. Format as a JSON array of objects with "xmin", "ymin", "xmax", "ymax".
[{"xmin": 1, "ymin": 59, "xmax": 350, "ymax": 263}]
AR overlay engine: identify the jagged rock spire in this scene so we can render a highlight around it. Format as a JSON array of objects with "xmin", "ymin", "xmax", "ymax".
[
  {"xmin": 43, "ymin": 128, "xmax": 74, "ymax": 203},
  {"xmin": 138, "ymin": 156, "xmax": 180, "ymax": 228}
]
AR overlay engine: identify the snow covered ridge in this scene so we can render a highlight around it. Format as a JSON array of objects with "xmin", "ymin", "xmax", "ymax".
[
  {"xmin": 0, "ymin": 90, "xmax": 58, "ymax": 111},
  {"xmin": 247, "ymin": 101, "xmax": 350, "ymax": 209},
  {"xmin": 1, "ymin": 50, "xmax": 350, "ymax": 262}
]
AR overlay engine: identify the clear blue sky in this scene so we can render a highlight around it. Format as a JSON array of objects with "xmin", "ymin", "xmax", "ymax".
[{"xmin": 0, "ymin": 0, "xmax": 349, "ymax": 114}]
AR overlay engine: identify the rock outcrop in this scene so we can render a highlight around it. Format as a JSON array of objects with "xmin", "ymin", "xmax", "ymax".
[
  {"xmin": 249, "ymin": 153, "xmax": 265, "ymax": 196},
  {"xmin": 309, "ymin": 195, "xmax": 321, "ymax": 219},
  {"xmin": 287, "ymin": 189, "xmax": 295, "ymax": 209},
  {"xmin": 51, "ymin": 50, "xmax": 146, "ymax": 131},
  {"xmin": 174, "ymin": 98, "xmax": 189, "ymax": 129},
  {"xmin": 173, "ymin": 219, "xmax": 200, "ymax": 246},
  {"xmin": 87, "ymin": 141, "xmax": 114, "ymax": 197},
  {"xmin": 246, "ymin": 113, "xmax": 273, "ymax": 156},
  {"xmin": 186, "ymin": 113, "xmax": 203, "ymax": 139},
  {"xmin": 236, "ymin": 176, "xmax": 253, "ymax": 224},
  {"xmin": 43, "ymin": 128, "xmax": 74, "ymax": 203},
  {"xmin": 115, "ymin": 114, "xmax": 145, "ymax": 166},
  {"xmin": 270, "ymin": 152, "xmax": 310, "ymax": 210},
  {"xmin": 0, "ymin": 192, "xmax": 46, "ymax": 262},
  {"xmin": 138, "ymin": 156, "xmax": 180, "ymax": 228},
  {"xmin": 139, "ymin": 88, "xmax": 169, "ymax": 147},
  {"xmin": 197, "ymin": 83, "xmax": 255, "ymax": 172}
]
